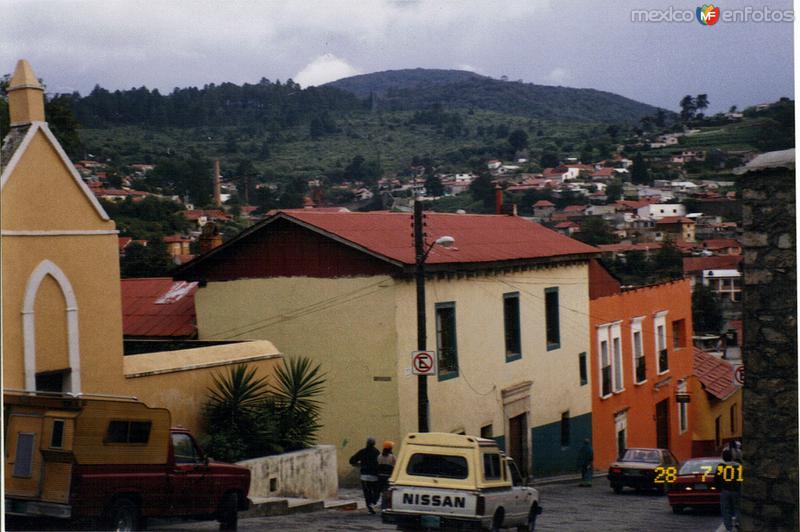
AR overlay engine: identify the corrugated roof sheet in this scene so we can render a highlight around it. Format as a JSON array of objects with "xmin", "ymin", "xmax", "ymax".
[
  {"xmin": 734, "ymin": 148, "xmax": 794, "ymax": 174},
  {"xmin": 693, "ymin": 347, "xmax": 739, "ymax": 400},
  {"xmin": 121, "ymin": 278, "xmax": 198, "ymax": 337},
  {"xmin": 281, "ymin": 210, "xmax": 598, "ymax": 266}
]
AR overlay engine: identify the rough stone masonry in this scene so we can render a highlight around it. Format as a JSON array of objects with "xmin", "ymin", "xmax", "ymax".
[{"xmin": 739, "ymin": 158, "xmax": 798, "ymax": 531}]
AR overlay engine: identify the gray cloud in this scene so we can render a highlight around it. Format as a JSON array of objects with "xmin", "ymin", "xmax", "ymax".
[{"xmin": 1, "ymin": 0, "xmax": 792, "ymax": 113}]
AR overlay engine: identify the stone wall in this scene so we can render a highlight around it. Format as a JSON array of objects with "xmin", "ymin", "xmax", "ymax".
[
  {"xmin": 238, "ymin": 445, "xmax": 338, "ymax": 501},
  {"xmin": 740, "ymin": 168, "xmax": 798, "ymax": 530}
]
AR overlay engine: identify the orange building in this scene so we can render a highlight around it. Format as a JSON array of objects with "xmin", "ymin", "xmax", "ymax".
[{"xmin": 589, "ymin": 262, "xmax": 695, "ymax": 470}]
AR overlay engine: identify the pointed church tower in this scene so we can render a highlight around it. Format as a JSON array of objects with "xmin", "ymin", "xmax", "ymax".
[{"xmin": 7, "ymin": 59, "xmax": 45, "ymax": 125}]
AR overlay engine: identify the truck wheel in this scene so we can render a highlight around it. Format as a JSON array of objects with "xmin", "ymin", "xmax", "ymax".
[
  {"xmin": 218, "ymin": 492, "xmax": 239, "ymax": 531},
  {"xmin": 490, "ymin": 509, "xmax": 504, "ymax": 532},
  {"xmin": 105, "ymin": 498, "xmax": 141, "ymax": 532},
  {"xmin": 612, "ymin": 483, "xmax": 623, "ymax": 494},
  {"xmin": 517, "ymin": 503, "xmax": 539, "ymax": 531}
]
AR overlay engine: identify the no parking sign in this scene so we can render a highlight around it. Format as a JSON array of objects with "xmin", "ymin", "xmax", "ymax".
[{"xmin": 411, "ymin": 351, "xmax": 437, "ymax": 376}]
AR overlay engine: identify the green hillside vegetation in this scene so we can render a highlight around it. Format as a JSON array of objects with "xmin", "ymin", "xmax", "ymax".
[
  {"xmin": 329, "ymin": 69, "xmax": 666, "ymax": 124},
  {"xmin": 79, "ymin": 108, "xmax": 601, "ymax": 178}
]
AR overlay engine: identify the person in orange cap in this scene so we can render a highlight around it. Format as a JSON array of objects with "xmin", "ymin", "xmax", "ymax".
[{"xmin": 377, "ymin": 440, "xmax": 397, "ymax": 510}]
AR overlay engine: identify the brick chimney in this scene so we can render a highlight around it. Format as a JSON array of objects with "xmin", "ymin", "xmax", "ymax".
[
  {"xmin": 7, "ymin": 59, "xmax": 45, "ymax": 126},
  {"xmin": 495, "ymin": 184, "xmax": 503, "ymax": 214},
  {"xmin": 213, "ymin": 160, "xmax": 222, "ymax": 208},
  {"xmin": 199, "ymin": 222, "xmax": 222, "ymax": 254}
]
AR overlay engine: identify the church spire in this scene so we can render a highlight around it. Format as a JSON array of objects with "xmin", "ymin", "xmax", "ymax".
[{"xmin": 7, "ymin": 59, "xmax": 45, "ymax": 125}]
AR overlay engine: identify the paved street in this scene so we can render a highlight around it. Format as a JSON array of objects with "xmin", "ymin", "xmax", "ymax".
[{"xmin": 149, "ymin": 481, "xmax": 724, "ymax": 532}]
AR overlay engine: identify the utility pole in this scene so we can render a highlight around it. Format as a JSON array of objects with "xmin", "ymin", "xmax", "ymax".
[{"xmin": 414, "ymin": 199, "xmax": 429, "ymax": 433}]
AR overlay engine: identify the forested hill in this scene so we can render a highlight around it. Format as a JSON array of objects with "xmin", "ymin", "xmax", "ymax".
[
  {"xmin": 62, "ymin": 68, "xmax": 667, "ymax": 129},
  {"xmin": 325, "ymin": 68, "xmax": 487, "ymax": 96},
  {"xmin": 327, "ymin": 69, "xmax": 666, "ymax": 123},
  {"xmin": 69, "ymin": 79, "xmax": 364, "ymax": 128}
]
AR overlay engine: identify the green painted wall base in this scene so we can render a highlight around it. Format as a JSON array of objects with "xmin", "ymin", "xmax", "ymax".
[{"xmin": 531, "ymin": 412, "xmax": 592, "ymax": 477}]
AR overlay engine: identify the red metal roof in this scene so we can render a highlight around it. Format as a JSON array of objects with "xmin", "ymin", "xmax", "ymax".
[
  {"xmin": 693, "ymin": 348, "xmax": 739, "ymax": 400},
  {"xmin": 278, "ymin": 210, "xmax": 598, "ymax": 266},
  {"xmin": 120, "ymin": 278, "xmax": 198, "ymax": 338},
  {"xmin": 683, "ymin": 255, "xmax": 743, "ymax": 274}
]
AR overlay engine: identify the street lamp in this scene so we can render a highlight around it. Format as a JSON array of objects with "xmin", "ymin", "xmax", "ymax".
[{"xmin": 414, "ymin": 200, "xmax": 456, "ymax": 433}]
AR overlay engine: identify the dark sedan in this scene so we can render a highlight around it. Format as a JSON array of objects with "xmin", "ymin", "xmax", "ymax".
[
  {"xmin": 608, "ymin": 448, "xmax": 679, "ymax": 494},
  {"xmin": 667, "ymin": 457, "xmax": 722, "ymax": 513}
]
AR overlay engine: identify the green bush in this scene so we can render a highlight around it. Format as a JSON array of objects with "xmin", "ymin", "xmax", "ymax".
[{"xmin": 200, "ymin": 358, "xmax": 326, "ymax": 462}]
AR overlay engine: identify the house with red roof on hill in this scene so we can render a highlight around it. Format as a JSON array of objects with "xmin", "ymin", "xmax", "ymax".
[
  {"xmin": 175, "ymin": 209, "xmax": 600, "ymax": 481},
  {"xmin": 656, "ymin": 216, "xmax": 696, "ymax": 243},
  {"xmin": 532, "ymin": 199, "xmax": 556, "ymax": 221}
]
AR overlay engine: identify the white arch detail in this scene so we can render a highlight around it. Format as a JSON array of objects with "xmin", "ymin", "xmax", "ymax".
[{"xmin": 21, "ymin": 259, "xmax": 81, "ymax": 393}]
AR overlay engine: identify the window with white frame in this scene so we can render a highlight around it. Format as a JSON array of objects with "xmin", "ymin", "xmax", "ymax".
[
  {"xmin": 655, "ymin": 311, "xmax": 668, "ymax": 374},
  {"xmin": 631, "ymin": 317, "xmax": 646, "ymax": 384},
  {"xmin": 678, "ymin": 381, "xmax": 688, "ymax": 434},
  {"xmin": 598, "ymin": 325, "xmax": 612, "ymax": 398},
  {"xmin": 611, "ymin": 322, "xmax": 624, "ymax": 392}
]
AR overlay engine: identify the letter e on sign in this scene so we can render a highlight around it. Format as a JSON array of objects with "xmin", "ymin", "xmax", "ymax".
[
  {"xmin": 733, "ymin": 365, "xmax": 744, "ymax": 386},
  {"xmin": 412, "ymin": 351, "xmax": 437, "ymax": 376}
]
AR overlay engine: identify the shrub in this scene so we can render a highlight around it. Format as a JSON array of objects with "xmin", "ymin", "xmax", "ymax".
[{"xmin": 200, "ymin": 358, "xmax": 326, "ymax": 462}]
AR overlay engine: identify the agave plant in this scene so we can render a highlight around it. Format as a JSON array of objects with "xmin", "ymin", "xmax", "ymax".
[
  {"xmin": 270, "ymin": 356, "xmax": 327, "ymax": 451},
  {"xmin": 204, "ymin": 363, "xmax": 270, "ymax": 430}
]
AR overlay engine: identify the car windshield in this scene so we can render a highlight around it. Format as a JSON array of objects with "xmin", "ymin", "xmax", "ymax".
[
  {"xmin": 679, "ymin": 459, "xmax": 721, "ymax": 475},
  {"xmin": 621, "ymin": 449, "xmax": 660, "ymax": 463}
]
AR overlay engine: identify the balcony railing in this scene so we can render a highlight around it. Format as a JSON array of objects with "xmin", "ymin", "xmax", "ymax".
[
  {"xmin": 635, "ymin": 356, "xmax": 647, "ymax": 383},
  {"xmin": 658, "ymin": 349, "xmax": 669, "ymax": 373},
  {"xmin": 602, "ymin": 366, "xmax": 612, "ymax": 396}
]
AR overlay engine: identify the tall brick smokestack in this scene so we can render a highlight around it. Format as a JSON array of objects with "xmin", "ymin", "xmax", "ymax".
[
  {"xmin": 495, "ymin": 184, "xmax": 503, "ymax": 215},
  {"xmin": 213, "ymin": 160, "xmax": 222, "ymax": 208}
]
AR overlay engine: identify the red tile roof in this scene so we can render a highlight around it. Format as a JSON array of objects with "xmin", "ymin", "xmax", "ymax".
[
  {"xmin": 597, "ymin": 242, "xmax": 663, "ymax": 253},
  {"xmin": 615, "ymin": 199, "xmax": 656, "ymax": 210},
  {"xmin": 563, "ymin": 205, "xmax": 588, "ymax": 213},
  {"xmin": 533, "ymin": 200, "xmax": 555, "ymax": 207},
  {"xmin": 693, "ymin": 348, "xmax": 739, "ymax": 400},
  {"xmin": 656, "ymin": 216, "xmax": 695, "ymax": 224},
  {"xmin": 118, "ymin": 236, "xmax": 132, "ymax": 251},
  {"xmin": 592, "ymin": 167, "xmax": 616, "ymax": 177},
  {"xmin": 683, "ymin": 255, "xmax": 743, "ymax": 273},
  {"xmin": 700, "ymin": 238, "xmax": 741, "ymax": 249},
  {"xmin": 277, "ymin": 210, "xmax": 598, "ymax": 266},
  {"xmin": 120, "ymin": 278, "xmax": 198, "ymax": 338},
  {"xmin": 555, "ymin": 221, "xmax": 579, "ymax": 229}
]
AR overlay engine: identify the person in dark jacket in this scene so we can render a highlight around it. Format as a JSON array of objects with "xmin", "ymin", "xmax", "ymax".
[
  {"xmin": 715, "ymin": 448, "xmax": 742, "ymax": 531},
  {"xmin": 377, "ymin": 441, "xmax": 397, "ymax": 509},
  {"xmin": 349, "ymin": 437, "xmax": 380, "ymax": 513},
  {"xmin": 577, "ymin": 438, "xmax": 594, "ymax": 486}
]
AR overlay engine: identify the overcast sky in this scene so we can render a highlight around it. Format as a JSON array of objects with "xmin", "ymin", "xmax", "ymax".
[{"xmin": 1, "ymin": 0, "xmax": 794, "ymax": 113}]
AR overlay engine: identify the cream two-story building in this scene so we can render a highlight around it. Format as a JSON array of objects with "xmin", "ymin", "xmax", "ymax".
[{"xmin": 176, "ymin": 209, "xmax": 598, "ymax": 481}]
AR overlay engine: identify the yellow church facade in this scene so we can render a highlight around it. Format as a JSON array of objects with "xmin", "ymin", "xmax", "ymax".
[{"xmin": 2, "ymin": 60, "xmax": 128, "ymax": 395}]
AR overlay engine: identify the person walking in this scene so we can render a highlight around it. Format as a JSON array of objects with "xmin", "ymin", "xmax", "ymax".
[
  {"xmin": 577, "ymin": 438, "xmax": 594, "ymax": 487},
  {"xmin": 377, "ymin": 441, "xmax": 397, "ymax": 510},
  {"xmin": 716, "ymin": 448, "xmax": 743, "ymax": 531},
  {"xmin": 349, "ymin": 437, "xmax": 380, "ymax": 513}
]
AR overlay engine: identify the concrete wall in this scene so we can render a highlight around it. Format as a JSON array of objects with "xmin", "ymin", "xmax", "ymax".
[
  {"xmin": 532, "ymin": 412, "xmax": 591, "ymax": 476},
  {"xmin": 122, "ymin": 341, "xmax": 282, "ymax": 435},
  {"xmin": 393, "ymin": 263, "xmax": 592, "ymax": 474},
  {"xmin": 239, "ymin": 445, "xmax": 337, "ymax": 500},
  {"xmin": 195, "ymin": 276, "xmax": 401, "ymax": 483}
]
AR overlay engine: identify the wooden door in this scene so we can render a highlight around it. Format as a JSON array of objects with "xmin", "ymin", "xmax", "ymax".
[
  {"xmin": 508, "ymin": 414, "xmax": 528, "ymax": 478},
  {"xmin": 656, "ymin": 399, "xmax": 670, "ymax": 450}
]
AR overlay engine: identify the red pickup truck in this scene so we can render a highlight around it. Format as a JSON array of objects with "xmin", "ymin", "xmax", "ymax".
[{"xmin": 4, "ymin": 391, "xmax": 251, "ymax": 531}]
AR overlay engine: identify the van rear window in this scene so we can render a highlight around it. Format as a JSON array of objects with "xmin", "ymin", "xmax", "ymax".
[
  {"xmin": 105, "ymin": 421, "xmax": 152, "ymax": 444},
  {"xmin": 407, "ymin": 453, "xmax": 468, "ymax": 479}
]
